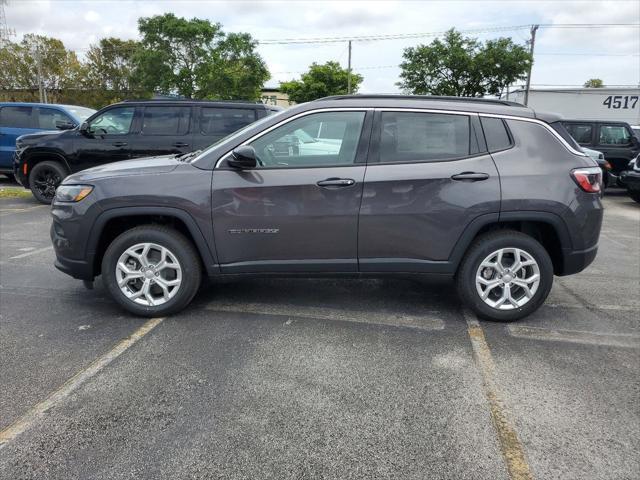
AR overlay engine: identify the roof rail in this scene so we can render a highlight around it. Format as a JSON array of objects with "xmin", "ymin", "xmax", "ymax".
[
  {"xmin": 120, "ymin": 98, "xmax": 264, "ymax": 104},
  {"xmin": 314, "ymin": 94, "xmax": 526, "ymax": 107}
]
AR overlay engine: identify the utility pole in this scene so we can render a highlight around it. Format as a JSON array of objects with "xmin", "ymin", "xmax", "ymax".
[
  {"xmin": 523, "ymin": 24, "xmax": 539, "ymax": 106},
  {"xmin": 34, "ymin": 47, "xmax": 45, "ymax": 103},
  {"xmin": 347, "ymin": 40, "xmax": 352, "ymax": 94},
  {"xmin": 0, "ymin": 0, "xmax": 16, "ymax": 46}
]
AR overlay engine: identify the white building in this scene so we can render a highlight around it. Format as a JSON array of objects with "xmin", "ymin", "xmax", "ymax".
[{"xmin": 504, "ymin": 87, "xmax": 640, "ymax": 125}]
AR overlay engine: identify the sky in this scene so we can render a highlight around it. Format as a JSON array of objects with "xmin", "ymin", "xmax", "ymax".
[{"xmin": 5, "ymin": 0, "xmax": 640, "ymax": 93}]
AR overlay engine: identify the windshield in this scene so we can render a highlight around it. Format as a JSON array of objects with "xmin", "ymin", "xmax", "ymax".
[
  {"xmin": 64, "ymin": 106, "xmax": 97, "ymax": 121},
  {"xmin": 191, "ymin": 109, "xmax": 289, "ymax": 162}
]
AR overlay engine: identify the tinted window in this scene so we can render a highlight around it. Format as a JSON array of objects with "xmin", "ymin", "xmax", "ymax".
[
  {"xmin": 564, "ymin": 123, "xmax": 593, "ymax": 144},
  {"xmin": 599, "ymin": 125, "xmax": 632, "ymax": 145},
  {"xmin": 88, "ymin": 107, "xmax": 135, "ymax": 135},
  {"xmin": 0, "ymin": 106, "xmax": 33, "ymax": 128},
  {"xmin": 379, "ymin": 112, "xmax": 470, "ymax": 163},
  {"xmin": 38, "ymin": 108, "xmax": 73, "ymax": 129},
  {"xmin": 481, "ymin": 117, "xmax": 512, "ymax": 152},
  {"xmin": 142, "ymin": 106, "xmax": 190, "ymax": 136},
  {"xmin": 200, "ymin": 108, "xmax": 256, "ymax": 136},
  {"xmin": 249, "ymin": 111, "xmax": 365, "ymax": 168}
]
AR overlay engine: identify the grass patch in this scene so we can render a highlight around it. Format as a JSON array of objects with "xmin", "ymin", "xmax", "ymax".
[{"xmin": 0, "ymin": 188, "xmax": 33, "ymax": 199}]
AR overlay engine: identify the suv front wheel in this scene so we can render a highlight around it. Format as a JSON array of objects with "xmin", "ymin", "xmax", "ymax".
[
  {"xmin": 456, "ymin": 230, "xmax": 553, "ymax": 321},
  {"xmin": 102, "ymin": 226, "xmax": 202, "ymax": 317},
  {"xmin": 29, "ymin": 161, "xmax": 68, "ymax": 204}
]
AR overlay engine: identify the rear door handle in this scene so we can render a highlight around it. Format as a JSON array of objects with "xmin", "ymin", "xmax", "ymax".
[
  {"xmin": 173, "ymin": 142, "xmax": 189, "ymax": 147},
  {"xmin": 112, "ymin": 141, "xmax": 128, "ymax": 147},
  {"xmin": 317, "ymin": 178, "xmax": 356, "ymax": 188},
  {"xmin": 451, "ymin": 172, "xmax": 490, "ymax": 181}
]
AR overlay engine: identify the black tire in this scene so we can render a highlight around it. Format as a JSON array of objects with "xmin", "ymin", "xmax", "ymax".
[
  {"xmin": 101, "ymin": 225, "xmax": 202, "ymax": 317},
  {"xmin": 29, "ymin": 161, "xmax": 67, "ymax": 204},
  {"xmin": 456, "ymin": 230, "xmax": 554, "ymax": 322},
  {"xmin": 628, "ymin": 190, "xmax": 640, "ymax": 204}
]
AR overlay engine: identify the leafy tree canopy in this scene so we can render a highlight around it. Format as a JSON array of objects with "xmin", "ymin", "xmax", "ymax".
[
  {"xmin": 134, "ymin": 13, "xmax": 269, "ymax": 100},
  {"xmin": 280, "ymin": 61, "xmax": 363, "ymax": 103},
  {"xmin": 397, "ymin": 29, "xmax": 532, "ymax": 97},
  {"xmin": 583, "ymin": 78, "xmax": 604, "ymax": 88}
]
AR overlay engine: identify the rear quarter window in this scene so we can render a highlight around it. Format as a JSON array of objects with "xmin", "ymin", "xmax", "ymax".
[{"xmin": 480, "ymin": 117, "xmax": 513, "ymax": 152}]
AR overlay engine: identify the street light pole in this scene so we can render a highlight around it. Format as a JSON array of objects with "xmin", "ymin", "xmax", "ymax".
[
  {"xmin": 524, "ymin": 24, "xmax": 539, "ymax": 106},
  {"xmin": 347, "ymin": 40, "xmax": 352, "ymax": 94}
]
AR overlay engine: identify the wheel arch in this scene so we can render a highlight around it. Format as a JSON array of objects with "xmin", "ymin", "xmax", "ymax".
[
  {"xmin": 87, "ymin": 207, "xmax": 218, "ymax": 278},
  {"xmin": 450, "ymin": 212, "xmax": 572, "ymax": 276},
  {"xmin": 24, "ymin": 150, "xmax": 71, "ymax": 176}
]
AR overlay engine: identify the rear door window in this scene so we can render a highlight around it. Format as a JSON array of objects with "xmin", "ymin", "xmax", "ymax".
[
  {"xmin": 141, "ymin": 106, "xmax": 191, "ymax": 136},
  {"xmin": 378, "ymin": 111, "xmax": 470, "ymax": 163},
  {"xmin": 200, "ymin": 108, "xmax": 256, "ymax": 136},
  {"xmin": 0, "ymin": 106, "xmax": 33, "ymax": 128},
  {"xmin": 599, "ymin": 125, "xmax": 632, "ymax": 145},
  {"xmin": 37, "ymin": 108, "xmax": 74, "ymax": 129},
  {"xmin": 564, "ymin": 123, "xmax": 593, "ymax": 144}
]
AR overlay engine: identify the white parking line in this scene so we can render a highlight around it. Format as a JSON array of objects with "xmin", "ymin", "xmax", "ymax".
[
  {"xmin": 205, "ymin": 301, "xmax": 445, "ymax": 331},
  {"xmin": 9, "ymin": 246, "xmax": 53, "ymax": 259},
  {"xmin": 0, "ymin": 317, "xmax": 165, "ymax": 447},
  {"xmin": 507, "ymin": 325, "xmax": 640, "ymax": 349}
]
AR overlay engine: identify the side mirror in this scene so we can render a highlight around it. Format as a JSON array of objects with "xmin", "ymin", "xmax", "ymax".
[
  {"xmin": 228, "ymin": 145, "xmax": 258, "ymax": 169},
  {"xmin": 55, "ymin": 120, "xmax": 75, "ymax": 130},
  {"xmin": 79, "ymin": 121, "xmax": 90, "ymax": 135}
]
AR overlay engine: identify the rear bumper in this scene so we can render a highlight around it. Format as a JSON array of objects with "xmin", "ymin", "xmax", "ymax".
[{"xmin": 560, "ymin": 244, "xmax": 598, "ymax": 276}]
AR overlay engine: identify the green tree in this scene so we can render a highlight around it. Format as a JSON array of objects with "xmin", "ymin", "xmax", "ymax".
[
  {"xmin": 279, "ymin": 61, "xmax": 363, "ymax": 103},
  {"xmin": 134, "ymin": 13, "xmax": 269, "ymax": 99},
  {"xmin": 583, "ymin": 78, "xmax": 604, "ymax": 88},
  {"xmin": 397, "ymin": 29, "xmax": 532, "ymax": 97},
  {"xmin": 83, "ymin": 38, "xmax": 149, "ymax": 106},
  {"xmin": 0, "ymin": 35, "xmax": 82, "ymax": 98}
]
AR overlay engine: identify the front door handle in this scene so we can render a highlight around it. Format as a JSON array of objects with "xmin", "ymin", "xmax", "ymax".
[
  {"xmin": 451, "ymin": 172, "xmax": 490, "ymax": 181},
  {"xmin": 112, "ymin": 141, "xmax": 128, "ymax": 147},
  {"xmin": 316, "ymin": 178, "xmax": 356, "ymax": 188},
  {"xmin": 173, "ymin": 142, "xmax": 190, "ymax": 147}
]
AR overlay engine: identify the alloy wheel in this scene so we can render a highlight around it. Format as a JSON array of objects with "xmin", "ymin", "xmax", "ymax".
[
  {"xmin": 115, "ymin": 242, "xmax": 182, "ymax": 306},
  {"xmin": 475, "ymin": 248, "xmax": 540, "ymax": 310}
]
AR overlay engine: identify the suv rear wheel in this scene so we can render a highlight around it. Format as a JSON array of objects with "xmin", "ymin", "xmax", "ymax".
[
  {"xmin": 456, "ymin": 230, "xmax": 553, "ymax": 321},
  {"xmin": 102, "ymin": 226, "xmax": 202, "ymax": 317},
  {"xmin": 29, "ymin": 161, "xmax": 67, "ymax": 204}
]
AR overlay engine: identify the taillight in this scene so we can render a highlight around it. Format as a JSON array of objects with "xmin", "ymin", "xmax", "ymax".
[{"xmin": 571, "ymin": 167, "xmax": 602, "ymax": 193}]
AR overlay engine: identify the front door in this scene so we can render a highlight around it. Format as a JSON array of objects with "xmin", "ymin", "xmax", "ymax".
[
  {"xmin": 73, "ymin": 105, "xmax": 136, "ymax": 171},
  {"xmin": 358, "ymin": 110, "xmax": 501, "ymax": 272},
  {"xmin": 212, "ymin": 110, "xmax": 371, "ymax": 273}
]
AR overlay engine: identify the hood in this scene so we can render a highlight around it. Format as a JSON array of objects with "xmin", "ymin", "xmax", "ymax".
[
  {"xmin": 17, "ymin": 130, "xmax": 66, "ymax": 144},
  {"xmin": 64, "ymin": 155, "xmax": 181, "ymax": 183}
]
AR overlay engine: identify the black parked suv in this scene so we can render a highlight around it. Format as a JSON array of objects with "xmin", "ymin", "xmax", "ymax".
[
  {"xmin": 50, "ymin": 95, "xmax": 603, "ymax": 321},
  {"xmin": 14, "ymin": 100, "xmax": 280, "ymax": 203},
  {"xmin": 562, "ymin": 120, "xmax": 640, "ymax": 180}
]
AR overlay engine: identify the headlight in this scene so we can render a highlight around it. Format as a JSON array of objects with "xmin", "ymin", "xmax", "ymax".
[{"xmin": 55, "ymin": 185, "xmax": 94, "ymax": 202}]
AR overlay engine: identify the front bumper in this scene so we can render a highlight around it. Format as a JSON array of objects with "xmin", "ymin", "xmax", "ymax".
[
  {"xmin": 51, "ymin": 223, "xmax": 95, "ymax": 281},
  {"xmin": 619, "ymin": 170, "xmax": 640, "ymax": 192}
]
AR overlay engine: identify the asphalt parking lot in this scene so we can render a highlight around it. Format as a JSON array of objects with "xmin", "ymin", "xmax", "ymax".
[{"xmin": 0, "ymin": 180, "xmax": 638, "ymax": 480}]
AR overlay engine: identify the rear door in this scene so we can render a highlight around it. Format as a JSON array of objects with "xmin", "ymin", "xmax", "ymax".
[
  {"xmin": 129, "ymin": 105, "xmax": 193, "ymax": 158},
  {"xmin": 0, "ymin": 106, "xmax": 37, "ymax": 170},
  {"xmin": 358, "ymin": 109, "xmax": 500, "ymax": 272},
  {"xmin": 211, "ymin": 110, "xmax": 371, "ymax": 273},
  {"xmin": 193, "ymin": 106, "xmax": 258, "ymax": 150}
]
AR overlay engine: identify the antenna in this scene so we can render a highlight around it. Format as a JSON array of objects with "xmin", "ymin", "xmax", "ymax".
[{"xmin": 0, "ymin": 0, "xmax": 16, "ymax": 46}]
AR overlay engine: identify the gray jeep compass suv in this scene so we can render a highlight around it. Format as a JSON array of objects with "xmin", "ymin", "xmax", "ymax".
[{"xmin": 50, "ymin": 95, "xmax": 603, "ymax": 321}]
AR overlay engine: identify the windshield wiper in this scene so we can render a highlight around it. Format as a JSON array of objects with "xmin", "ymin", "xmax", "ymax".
[{"xmin": 175, "ymin": 150, "xmax": 202, "ymax": 162}]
